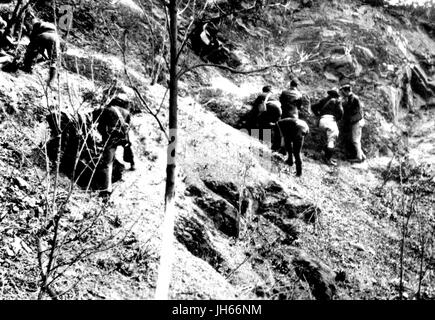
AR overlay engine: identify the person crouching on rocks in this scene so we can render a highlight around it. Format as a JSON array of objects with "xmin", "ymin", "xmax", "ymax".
[
  {"xmin": 312, "ymin": 88, "xmax": 343, "ymax": 166},
  {"xmin": 22, "ymin": 13, "xmax": 60, "ymax": 87}
]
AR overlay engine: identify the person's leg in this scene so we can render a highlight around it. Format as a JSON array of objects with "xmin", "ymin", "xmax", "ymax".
[
  {"xmin": 43, "ymin": 34, "xmax": 59, "ymax": 86},
  {"xmin": 123, "ymin": 141, "xmax": 135, "ymax": 170},
  {"xmin": 275, "ymin": 121, "xmax": 287, "ymax": 155},
  {"xmin": 284, "ymin": 136, "xmax": 294, "ymax": 166},
  {"xmin": 293, "ymin": 135, "xmax": 304, "ymax": 176},
  {"xmin": 99, "ymin": 145, "xmax": 116, "ymax": 195},
  {"xmin": 271, "ymin": 124, "xmax": 281, "ymax": 152},
  {"xmin": 351, "ymin": 119, "xmax": 365, "ymax": 161},
  {"xmin": 323, "ymin": 118, "xmax": 338, "ymax": 165},
  {"xmin": 344, "ymin": 124, "xmax": 355, "ymax": 159},
  {"xmin": 319, "ymin": 117, "xmax": 332, "ymax": 164},
  {"xmin": 22, "ymin": 38, "xmax": 40, "ymax": 72}
]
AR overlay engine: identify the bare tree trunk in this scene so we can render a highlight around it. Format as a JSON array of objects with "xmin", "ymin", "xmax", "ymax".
[{"xmin": 155, "ymin": 0, "xmax": 178, "ymax": 300}]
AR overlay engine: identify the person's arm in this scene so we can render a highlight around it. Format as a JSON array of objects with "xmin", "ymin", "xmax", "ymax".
[
  {"xmin": 355, "ymin": 98, "xmax": 363, "ymax": 116},
  {"xmin": 336, "ymin": 100, "xmax": 344, "ymax": 121},
  {"xmin": 311, "ymin": 97, "xmax": 327, "ymax": 116},
  {"xmin": 258, "ymin": 93, "xmax": 270, "ymax": 114},
  {"xmin": 311, "ymin": 101, "xmax": 320, "ymax": 116},
  {"xmin": 350, "ymin": 96, "xmax": 363, "ymax": 123},
  {"xmin": 29, "ymin": 22, "xmax": 40, "ymax": 41}
]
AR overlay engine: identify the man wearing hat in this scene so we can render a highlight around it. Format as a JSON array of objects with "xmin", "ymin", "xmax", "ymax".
[
  {"xmin": 312, "ymin": 88, "xmax": 343, "ymax": 165},
  {"xmin": 340, "ymin": 84, "xmax": 366, "ymax": 163},
  {"xmin": 92, "ymin": 95, "xmax": 135, "ymax": 197}
]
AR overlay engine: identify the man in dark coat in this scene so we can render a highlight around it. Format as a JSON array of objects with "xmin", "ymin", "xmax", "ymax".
[
  {"xmin": 276, "ymin": 117, "xmax": 309, "ymax": 176},
  {"xmin": 249, "ymin": 85, "xmax": 281, "ymax": 127},
  {"xmin": 340, "ymin": 84, "xmax": 366, "ymax": 163},
  {"xmin": 280, "ymin": 79, "xmax": 303, "ymax": 119},
  {"xmin": 248, "ymin": 85, "xmax": 282, "ymax": 151},
  {"xmin": 92, "ymin": 95, "xmax": 135, "ymax": 197},
  {"xmin": 22, "ymin": 16, "xmax": 60, "ymax": 87},
  {"xmin": 275, "ymin": 79, "xmax": 310, "ymax": 175}
]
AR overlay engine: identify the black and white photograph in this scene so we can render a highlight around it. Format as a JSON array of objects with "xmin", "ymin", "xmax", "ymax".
[{"xmin": 0, "ymin": 0, "xmax": 434, "ymax": 308}]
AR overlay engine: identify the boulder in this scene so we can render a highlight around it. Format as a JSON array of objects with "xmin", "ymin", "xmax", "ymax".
[
  {"xmin": 411, "ymin": 65, "xmax": 434, "ymax": 99},
  {"xmin": 110, "ymin": 0, "xmax": 144, "ymax": 16},
  {"xmin": 300, "ymin": 0, "xmax": 313, "ymax": 8},
  {"xmin": 353, "ymin": 45, "xmax": 376, "ymax": 66},
  {"xmin": 324, "ymin": 71, "xmax": 340, "ymax": 82},
  {"xmin": 186, "ymin": 183, "xmax": 240, "ymax": 238},
  {"xmin": 325, "ymin": 52, "xmax": 361, "ymax": 78},
  {"xmin": 203, "ymin": 98, "xmax": 251, "ymax": 129},
  {"xmin": 425, "ymin": 97, "xmax": 435, "ymax": 108},
  {"xmin": 258, "ymin": 179, "xmax": 320, "ymax": 226},
  {"xmin": 292, "ymin": 251, "xmax": 337, "ymax": 300},
  {"xmin": 203, "ymin": 180, "xmax": 239, "ymax": 207},
  {"xmin": 175, "ymin": 214, "xmax": 227, "ymax": 272}
]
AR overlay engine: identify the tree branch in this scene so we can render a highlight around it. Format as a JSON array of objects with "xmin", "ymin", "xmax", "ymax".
[{"xmin": 177, "ymin": 55, "xmax": 332, "ymax": 79}]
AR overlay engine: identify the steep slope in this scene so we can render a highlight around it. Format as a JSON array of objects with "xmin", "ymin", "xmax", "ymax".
[{"xmin": 0, "ymin": 0, "xmax": 434, "ymax": 300}]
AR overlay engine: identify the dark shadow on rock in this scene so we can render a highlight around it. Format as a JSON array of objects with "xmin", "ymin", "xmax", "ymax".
[
  {"xmin": 259, "ymin": 190, "xmax": 319, "ymax": 224},
  {"xmin": 203, "ymin": 179, "xmax": 239, "ymax": 208},
  {"xmin": 195, "ymin": 195, "xmax": 239, "ymax": 238},
  {"xmin": 186, "ymin": 182, "xmax": 239, "ymax": 237},
  {"xmin": 292, "ymin": 251, "xmax": 337, "ymax": 300},
  {"xmin": 175, "ymin": 214, "xmax": 228, "ymax": 274}
]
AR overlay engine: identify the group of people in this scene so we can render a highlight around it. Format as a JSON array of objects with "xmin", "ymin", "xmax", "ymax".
[
  {"xmin": 249, "ymin": 80, "xmax": 366, "ymax": 176},
  {"xmin": 0, "ymin": 11, "xmax": 59, "ymax": 86},
  {"xmin": 46, "ymin": 92, "xmax": 136, "ymax": 199},
  {"xmin": 1, "ymin": 9, "xmax": 134, "ymax": 198},
  {"xmin": 1, "ymin": 8, "xmax": 368, "ymax": 192}
]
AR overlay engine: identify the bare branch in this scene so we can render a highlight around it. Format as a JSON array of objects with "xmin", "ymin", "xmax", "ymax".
[{"xmin": 177, "ymin": 55, "xmax": 332, "ymax": 79}]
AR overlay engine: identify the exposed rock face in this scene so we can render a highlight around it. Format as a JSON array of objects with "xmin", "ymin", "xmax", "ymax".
[
  {"xmin": 186, "ymin": 183, "xmax": 240, "ymax": 238},
  {"xmin": 175, "ymin": 213, "xmax": 227, "ymax": 272},
  {"xmin": 411, "ymin": 65, "xmax": 435, "ymax": 101},
  {"xmin": 203, "ymin": 98, "xmax": 251, "ymax": 129},
  {"xmin": 292, "ymin": 251, "xmax": 337, "ymax": 300},
  {"xmin": 185, "ymin": 178, "xmax": 320, "ymax": 246},
  {"xmin": 354, "ymin": 45, "xmax": 376, "ymax": 67},
  {"xmin": 325, "ymin": 51, "xmax": 362, "ymax": 79}
]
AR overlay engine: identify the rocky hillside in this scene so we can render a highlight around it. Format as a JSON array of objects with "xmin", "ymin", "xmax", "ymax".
[{"xmin": 0, "ymin": 0, "xmax": 434, "ymax": 300}]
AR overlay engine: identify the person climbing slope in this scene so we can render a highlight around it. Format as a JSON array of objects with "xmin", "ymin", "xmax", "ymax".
[
  {"xmin": 280, "ymin": 79, "xmax": 303, "ymax": 119},
  {"xmin": 22, "ymin": 13, "xmax": 60, "ymax": 87},
  {"xmin": 250, "ymin": 85, "xmax": 282, "ymax": 128},
  {"xmin": 276, "ymin": 117, "xmax": 309, "ymax": 176},
  {"xmin": 276, "ymin": 79, "xmax": 310, "ymax": 176},
  {"xmin": 92, "ymin": 94, "xmax": 135, "ymax": 197}
]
